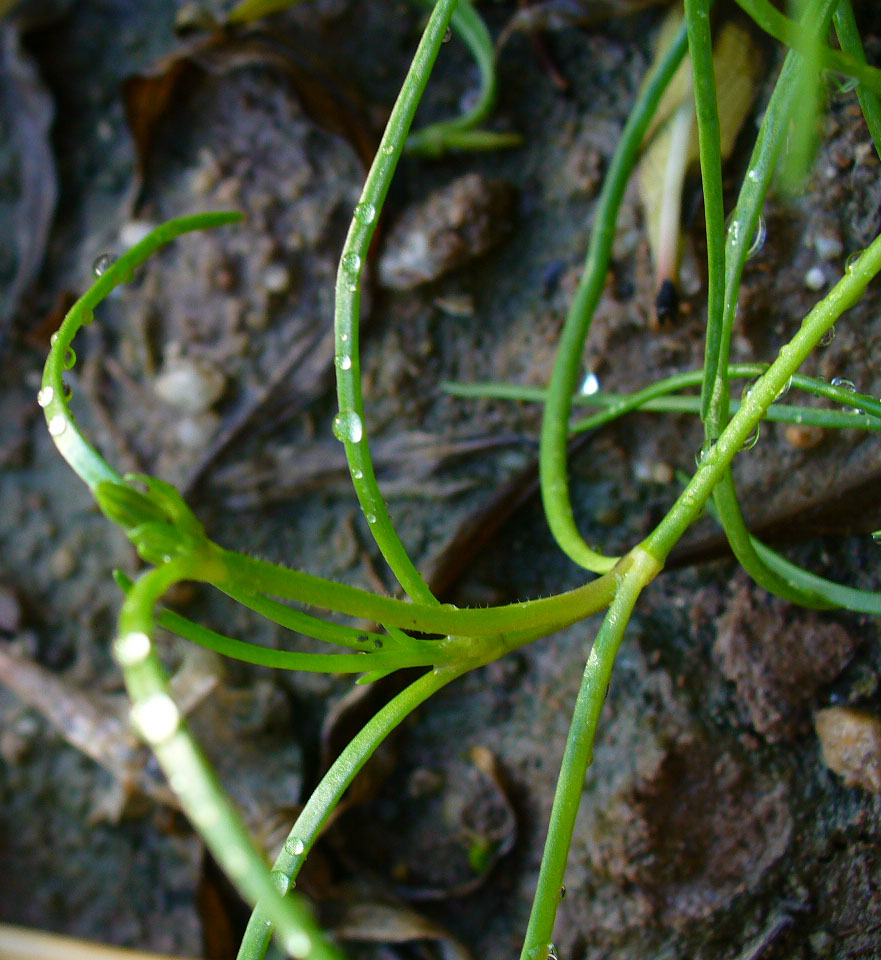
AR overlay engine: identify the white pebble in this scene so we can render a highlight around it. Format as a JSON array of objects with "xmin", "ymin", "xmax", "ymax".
[
  {"xmin": 804, "ymin": 266, "xmax": 826, "ymax": 291},
  {"xmin": 154, "ymin": 359, "xmax": 226, "ymax": 414},
  {"xmin": 263, "ymin": 264, "xmax": 292, "ymax": 294},
  {"xmin": 120, "ymin": 220, "xmax": 157, "ymax": 249}
]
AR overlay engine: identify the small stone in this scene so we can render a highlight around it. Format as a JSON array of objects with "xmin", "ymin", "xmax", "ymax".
[
  {"xmin": 784, "ymin": 424, "xmax": 824, "ymax": 450},
  {"xmin": 154, "ymin": 359, "xmax": 226, "ymax": 414},
  {"xmin": 49, "ymin": 546, "xmax": 77, "ymax": 579},
  {"xmin": 813, "ymin": 231, "xmax": 843, "ymax": 261},
  {"xmin": 120, "ymin": 220, "xmax": 156, "ymax": 249},
  {"xmin": 804, "ymin": 266, "xmax": 826, "ymax": 291},
  {"xmin": 377, "ymin": 173, "xmax": 516, "ymax": 290},
  {"xmin": 263, "ymin": 263, "xmax": 292, "ymax": 294},
  {"xmin": 815, "ymin": 706, "xmax": 881, "ymax": 793}
]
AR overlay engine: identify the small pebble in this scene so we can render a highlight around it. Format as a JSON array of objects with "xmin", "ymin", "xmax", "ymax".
[
  {"xmin": 154, "ymin": 359, "xmax": 226, "ymax": 414},
  {"xmin": 815, "ymin": 706, "xmax": 881, "ymax": 793},
  {"xmin": 49, "ymin": 546, "xmax": 77, "ymax": 579},
  {"xmin": 813, "ymin": 231, "xmax": 843, "ymax": 261},
  {"xmin": 784, "ymin": 424, "xmax": 824, "ymax": 450},
  {"xmin": 804, "ymin": 266, "xmax": 826, "ymax": 291},
  {"xmin": 120, "ymin": 220, "xmax": 156, "ymax": 249},
  {"xmin": 263, "ymin": 263, "xmax": 292, "ymax": 294}
]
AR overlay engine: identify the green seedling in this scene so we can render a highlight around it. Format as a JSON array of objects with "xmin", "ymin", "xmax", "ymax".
[{"xmin": 40, "ymin": 0, "xmax": 881, "ymax": 958}]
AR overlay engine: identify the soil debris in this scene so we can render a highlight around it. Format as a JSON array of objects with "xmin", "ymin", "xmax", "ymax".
[
  {"xmin": 377, "ymin": 173, "xmax": 516, "ymax": 290},
  {"xmin": 713, "ymin": 575, "xmax": 856, "ymax": 742}
]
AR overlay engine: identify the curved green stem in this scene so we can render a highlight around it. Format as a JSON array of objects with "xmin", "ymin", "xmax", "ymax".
[
  {"xmin": 519, "ymin": 548, "xmax": 661, "ymax": 960},
  {"xmin": 237, "ymin": 663, "xmax": 470, "ymax": 960},
  {"xmin": 538, "ymin": 18, "xmax": 690, "ymax": 574},
  {"xmin": 334, "ymin": 0, "xmax": 460, "ymax": 605},
  {"xmin": 406, "ymin": 0, "xmax": 518, "ymax": 156},
  {"xmin": 40, "ymin": 213, "xmax": 242, "ymax": 490},
  {"xmin": 734, "ymin": 0, "xmax": 881, "ymax": 95},
  {"xmin": 834, "ymin": 0, "xmax": 881, "ymax": 160},
  {"xmin": 116, "ymin": 560, "xmax": 340, "ymax": 960},
  {"xmin": 644, "ymin": 225, "xmax": 881, "ymax": 571}
]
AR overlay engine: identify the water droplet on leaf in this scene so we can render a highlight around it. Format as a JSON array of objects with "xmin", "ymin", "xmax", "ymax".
[
  {"xmin": 48, "ymin": 414, "xmax": 67, "ymax": 437},
  {"xmin": 355, "ymin": 202, "xmax": 376, "ymax": 224},
  {"xmin": 332, "ymin": 410, "xmax": 363, "ymax": 444},
  {"xmin": 92, "ymin": 253, "xmax": 117, "ymax": 277},
  {"xmin": 820, "ymin": 325, "xmax": 835, "ymax": 346},
  {"xmin": 37, "ymin": 386, "xmax": 54, "ymax": 408}
]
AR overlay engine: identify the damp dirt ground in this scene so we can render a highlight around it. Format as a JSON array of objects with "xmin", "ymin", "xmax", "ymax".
[{"xmin": 1, "ymin": 2, "xmax": 881, "ymax": 959}]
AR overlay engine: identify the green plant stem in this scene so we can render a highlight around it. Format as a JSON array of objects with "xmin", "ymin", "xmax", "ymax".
[
  {"xmin": 519, "ymin": 548, "xmax": 661, "ymax": 960},
  {"xmin": 158, "ymin": 606, "xmax": 442, "ymax": 673},
  {"xmin": 538, "ymin": 17, "xmax": 690, "ymax": 575},
  {"xmin": 219, "ymin": 545, "xmax": 621, "ymax": 639},
  {"xmin": 704, "ymin": 0, "xmax": 842, "ymax": 604},
  {"xmin": 406, "ymin": 0, "xmax": 518, "ymax": 156},
  {"xmin": 834, "ymin": 0, "xmax": 881, "ymax": 160},
  {"xmin": 334, "ymin": 0, "xmax": 459, "ymax": 606},
  {"xmin": 41, "ymin": 213, "xmax": 241, "ymax": 490},
  {"xmin": 644, "ymin": 226, "xmax": 881, "ymax": 569},
  {"xmin": 733, "ymin": 0, "xmax": 881, "ymax": 95},
  {"xmin": 116, "ymin": 560, "xmax": 340, "ymax": 960},
  {"xmin": 237, "ymin": 663, "xmax": 470, "ymax": 960},
  {"xmin": 685, "ymin": 0, "xmax": 725, "ymax": 430},
  {"xmin": 444, "ymin": 370, "xmax": 881, "ymax": 431}
]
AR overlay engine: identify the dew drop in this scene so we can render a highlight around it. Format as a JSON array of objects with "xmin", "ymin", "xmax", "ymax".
[
  {"xmin": 341, "ymin": 252, "xmax": 362, "ymax": 273},
  {"xmin": 340, "ymin": 332, "xmax": 349, "ymax": 343},
  {"xmin": 382, "ymin": 142, "xmax": 395, "ymax": 156},
  {"xmin": 846, "ymin": 250, "xmax": 862, "ymax": 273},
  {"xmin": 92, "ymin": 252, "xmax": 117, "ymax": 277},
  {"xmin": 747, "ymin": 214, "xmax": 767, "ymax": 258},
  {"xmin": 336, "ymin": 355, "xmax": 353, "ymax": 371},
  {"xmin": 284, "ymin": 837, "xmax": 306, "ymax": 857},
  {"xmin": 355, "ymin": 202, "xmax": 376, "ymax": 224},
  {"xmin": 831, "ymin": 376, "xmax": 862, "ymax": 412},
  {"xmin": 747, "ymin": 168, "xmax": 761, "ymax": 183},
  {"xmin": 820, "ymin": 325, "xmax": 835, "ymax": 346},
  {"xmin": 113, "ymin": 630, "xmax": 152, "ymax": 667},
  {"xmin": 37, "ymin": 386, "xmax": 54, "ymax": 408},
  {"xmin": 740, "ymin": 424, "xmax": 760, "ymax": 451},
  {"xmin": 49, "ymin": 332, "xmax": 59, "ymax": 346},
  {"xmin": 774, "ymin": 377, "xmax": 792, "ymax": 402},
  {"xmin": 270, "ymin": 870, "xmax": 291, "ymax": 896},
  {"xmin": 130, "ymin": 692, "xmax": 180, "ymax": 745},
  {"xmin": 352, "ymin": 467, "xmax": 363, "ymax": 480},
  {"xmin": 725, "ymin": 213, "xmax": 766, "ymax": 258},
  {"xmin": 62, "ymin": 347, "xmax": 76, "ymax": 370},
  {"xmin": 332, "ymin": 410, "xmax": 363, "ymax": 443},
  {"xmin": 365, "ymin": 512, "xmax": 377, "ymax": 524},
  {"xmin": 48, "ymin": 414, "xmax": 67, "ymax": 437},
  {"xmin": 695, "ymin": 440, "xmax": 715, "ymax": 466},
  {"xmin": 442, "ymin": 26, "xmax": 452, "ymax": 42},
  {"xmin": 579, "ymin": 371, "xmax": 600, "ymax": 396}
]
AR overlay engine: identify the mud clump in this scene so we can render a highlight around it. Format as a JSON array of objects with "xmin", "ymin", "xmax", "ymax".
[
  {"xmin": 815, "ymin": 706, "xmax": 881, "ymax": 793},
  {"xmin": 713, "ymin": 575, "xmax": 856, "ymax": 742},
  {"xmin": 377, "ymin": 173, "xmax": 516, "ymax": 290}
]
